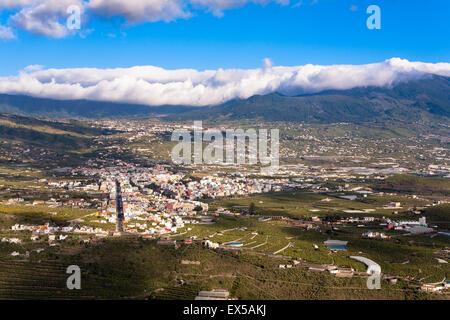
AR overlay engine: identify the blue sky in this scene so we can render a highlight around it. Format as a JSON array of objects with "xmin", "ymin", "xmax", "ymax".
[{"xmin": 0, "ymin": 0, "xmax": 448, "ymax": 76}]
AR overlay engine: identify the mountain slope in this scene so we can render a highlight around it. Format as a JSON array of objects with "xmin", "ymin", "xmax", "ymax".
[
  {"xmin": 168, "ymin": 75, "xmax": 450, "ymax": 123},
  {"xmin": 0, "ymin": 94, "xmax": 199, "ymax": 119},
  {"xmin": 0, "ymin": 113, "xmax": 113, "ymax": 150}
]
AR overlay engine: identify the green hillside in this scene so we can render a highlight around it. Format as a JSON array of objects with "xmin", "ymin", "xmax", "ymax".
[
  {"xmin": 0, "ymin": 94, "xmax": 198, "ymax": 119},
  {"xmin": 373, "ymin": 174, "xmax": 450, "ymax": 197},
  {"xmin": 0, "ymin": 113, "xmax": 111, "ymax": 150}
]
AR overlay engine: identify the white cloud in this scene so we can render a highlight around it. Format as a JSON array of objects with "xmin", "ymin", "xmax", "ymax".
[
  {"xmin": 10, "ymin": 0, "xmax": 84, "ymax": 38},
  {"xmin": 262, "ymin": 57, "xmax": 273, "ymax": 69},
  {"xmin": 87, "ymin": 0, "xmax": 190, "ymax": 23},
  {"xmin": 23, "ymin": 64, "xmax": 45, "ymax": 72},
  {"xmin": 87, "ymin": 0, "xmax": 290, "ymax": 21},
  {"xmin": 0, "ymin": 24, "xmax": 15, "ymax": 39},
  {"xmin": 190, "ymin": 0, "xmax": 290, "ymax": 17},
  {"xmin": 1, "ymin": 0, "xmax": 292, "ymax": 37},
  {"xmin": 0, "ymin": 0, "xmax": 38, "ymax": 9},
  {"xmin": 0, "ymin": 58, "xmax": 449, "ymax": 107}
]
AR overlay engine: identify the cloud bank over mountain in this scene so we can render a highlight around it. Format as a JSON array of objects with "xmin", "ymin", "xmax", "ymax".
[{"xmin": 0, "ymin": 58, "xmax": 449, "ymax": 107}]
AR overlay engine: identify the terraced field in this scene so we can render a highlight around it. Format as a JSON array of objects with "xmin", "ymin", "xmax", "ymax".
[
  {"xmin": 0, "ymin": 259, "xmax": 99, "ymax": 299},
  {"xmin": 149, "ymin": 284, "xmax": 202, "ymax": 300},
  {"xmin": 0, "ymin": 203, "xmax": 448, "ymax": 300}
]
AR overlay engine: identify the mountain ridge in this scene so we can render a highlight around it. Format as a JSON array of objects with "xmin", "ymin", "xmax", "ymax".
[
  {"xmin": 0, "ymin": 75, "xmax": 448, "ymax": 124},
  {"xmin": 0, "ymin": 94, "xmax": 200, "ymax": 119},
  {"xmin": 167, "ymin": 75, "xmax": 450, "ymax": 124}
]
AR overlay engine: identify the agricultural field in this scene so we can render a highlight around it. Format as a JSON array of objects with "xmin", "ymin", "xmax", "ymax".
[
  {"xmin": 208, "ymin": 190, "xmax": 433, "ymax": 219},
  {"xmin": 0, "ymin": 196, "xmax": 447, "ymax": 301}
]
